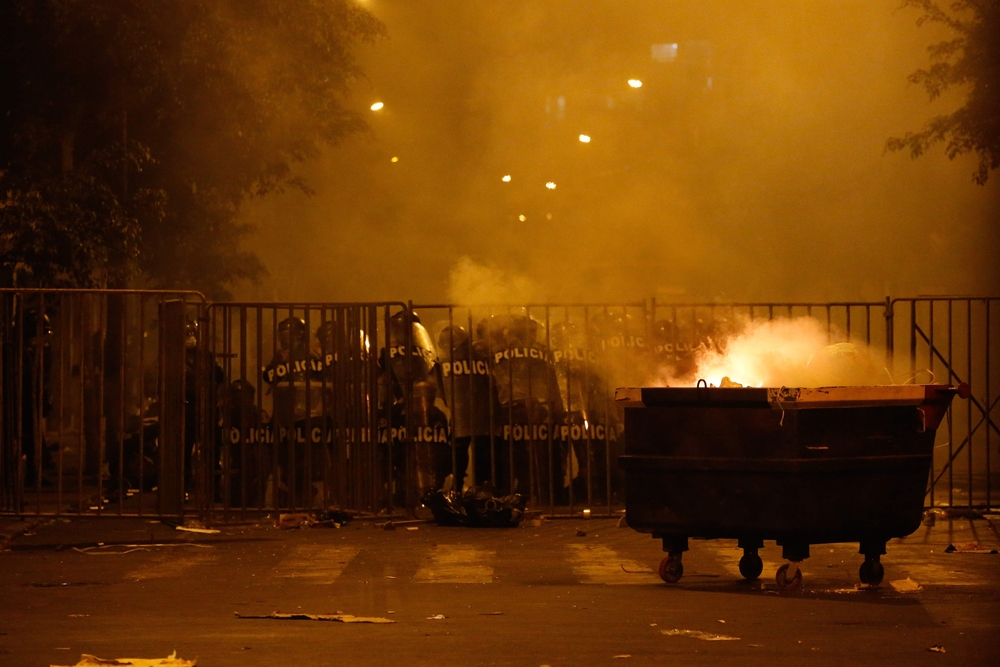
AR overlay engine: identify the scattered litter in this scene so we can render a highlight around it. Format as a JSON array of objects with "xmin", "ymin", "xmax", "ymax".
[
  {"xmin": 612, "ymin": 655, "xmax": 631, "ymax": 659},
  {"xmin": 406, "ymin": 526, "xmax": 419, "ymax": 532},
  {"xmin": 576, "ymin": 530, "xmax": 587, "ymax": 537},
  {"xmin": 649, "ymin": 623, "xmax": 657, "ymax": 627},
  {"xmin": 944, "ymin": 542, "xmax": 998, "ymax": 554},
  {"xmin": 277, "ymin": 510, "xmax": 354, "ymax": 530},
  {"xmin": 717, "ymin": 619, "xmax": 726, "ymax": 623},
  {"xmin": 426, "ymin": 614, "xmax": 447, "ymax": 620},
  {"xmin": 422, "ymin": 487, "xmax": 526, "ymax": 528},
  {"xmin": 51, "ymin": 650, "xmax": 195, "ymax": 666},
  {"xmin": 479, "ymin": 611, "xmax": 504, "ymax": 616},
  {"xmin": 662, "ymin": 629, "xmax": 740, "ymax": 641},
  {"xmin": 616, "ymin": 515, "xmax": 628, "ymax": 528},
  {"xmin": 620, "ymin": 564, "xmax": 646, "ymax": 574},
  {"xmin": 890, "ymin": 578, "xmax": 923, "ymax": 593},
  {"xmin": 68, "ymin": 614, "xmax": 89, "ymax": 618},
  {"xmin": 927, "ymin": 644, "xmax": 946, "ymax": 653},
  {"xmin": 582, "ymin": 509, "xmax": 591, "ymax": 518},
  {"xmin": 175, "ymin": 526, "xmax": 220, "ymax": 535},
  {"xmin": 72, "ymin": 543, "xmax": 212, "ymax": 555},
  {"xmin": 235, "ymin": 611, "xmax": 394, "ymax": 624}
]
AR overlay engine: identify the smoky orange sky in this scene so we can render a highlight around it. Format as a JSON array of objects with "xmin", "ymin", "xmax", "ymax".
[{"xmin": 237, "ymin": 0, "xmax": 999, "ymax": 305}]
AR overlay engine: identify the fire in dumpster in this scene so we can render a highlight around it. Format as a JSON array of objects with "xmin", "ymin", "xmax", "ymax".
[{"xmin": 656, "ymin": 316, "xmax": 884, "ymax": 388}]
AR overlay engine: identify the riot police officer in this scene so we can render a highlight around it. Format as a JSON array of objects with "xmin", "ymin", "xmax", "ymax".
[
  {"xmin": 438, "ymin": 324, "xmax": 501, "ymax": 492},
  {"xmin": 262, "ymin": 316, "xmax": 323, "ymax": 507}
]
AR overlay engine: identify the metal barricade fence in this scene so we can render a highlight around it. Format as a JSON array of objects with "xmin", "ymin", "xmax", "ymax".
[
  {"xmin": 887, "ymin": 297, "xmax": 999, "ymax": 511},
  {"xmin": 411, "ymin": 302, "xmax": 649, "ymax": 516},
  {"xmin": 3, "ymin": 294, "xmax": 997, "ymax": 519},
  {"xmin": 0, "ymin": 289, "xmax": 206, "ymax": 517},
  {"xmin": 202, "ymin": 302, "xmax": 409, "ymax": 518}
]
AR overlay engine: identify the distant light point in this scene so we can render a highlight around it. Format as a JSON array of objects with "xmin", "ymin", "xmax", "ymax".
[
  {"xmin": 578, "ymin": 134, "xmax": 591, "ymax": 143},
  {"xmin": 518, "ymin": 214, "xmax": 526, "ymax": 222},
  {"xmin": 502, "ymin": 174, "xmax": 511, "ymax": 182},
  {"xmin": 627, "ymin": 79, "xmax": 643, "ymax": 88},
  {"xmin": 370, "ymin": 102, "xmax": 384, "ymax": 111},
  {"xmin": 545, "ymin": 182, "xmax": 556, "ymax": 190},
  {"xmin": 390, "ymin": 156, "xmax": 399, "ymax": 163}
]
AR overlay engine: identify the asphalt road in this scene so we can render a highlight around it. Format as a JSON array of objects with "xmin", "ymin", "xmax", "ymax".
[{"xmin": 1, "ymin": 514, "xmax": 998, "ymax": 666}]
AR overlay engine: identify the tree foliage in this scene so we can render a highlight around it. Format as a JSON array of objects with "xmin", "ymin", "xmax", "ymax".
[
  {"xmin": 887, "ymin": 0, "xmax": 1000, "ymax": 184},
  {"xmin": 0, "ymin": 0, "xmax": 383, "ymax": 295}
]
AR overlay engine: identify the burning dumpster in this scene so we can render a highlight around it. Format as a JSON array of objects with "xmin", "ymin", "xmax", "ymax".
[{"xmin": 616, "ymin": 383, "xmax": 969, "ymax": 589}]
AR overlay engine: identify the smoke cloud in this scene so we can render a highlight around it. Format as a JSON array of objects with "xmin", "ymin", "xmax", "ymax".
[
  {"xmin": 661, "ymin": 316, "xmax": 886, "ymax": 388},
  {"xmin": 237, "ymin": 0, "xmax": 999, "ymax": 305},
  {"xmin": 447, "ymin": 257, "xmax": 539, "ymax": 306}
]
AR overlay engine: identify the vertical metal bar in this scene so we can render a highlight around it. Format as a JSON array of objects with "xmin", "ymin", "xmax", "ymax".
[
  {"xmin": 78, "ymin": 296, "xmax": 86, "ymax": 516},
  {"xmin": 986, "ymin": 299, "xmax": 992, "ymax": 511},
  {"xmin": 448, "ymin": 307, "xmax": 457, "ymax": 490},
  {"xmin": 117, "ymin": 295, "xmax": 126, "ymax": 515},
  {"xmin": 544, "ymin": 306, "xmax": 554, "ymax": 514},
  {"xmin": 96, "ymin": 296, "xmax": 106, "ymax": 515},
  {"xmin": 947, "ymin": 300, "xmax": 953, "ymax": 507},
  {"xmin": 138, "ymin": 297, "xmax": 145, "ymax": 516},
  {"xmin": 967, "ymin": 299, "xmax": 973, "ymax": 509},
  {"xmin": 256, "ymin": 307, "xmax": 265, "ymax": 511},
  {"xmin": 57, "ymin": 295, "xmax": 66, "ymax": 514},
  {"xmin": 239, "ymin": 305, "xmax": 248, "ymax": 517},
  {"xmin": 846, "ymin": 305, "xmax": 852, "ymax": 342}
]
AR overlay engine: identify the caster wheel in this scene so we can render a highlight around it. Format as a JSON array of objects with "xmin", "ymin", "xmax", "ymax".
[
  {"xmin": 775, "ymin": 563, "xmax": 802, "ymax": 591},
  {"xmin": 658, "ymin": 556, "xmax": 683, "ymax": 583},
  {"xmin": 859, "ymin": 559, "xmax": 885, "ymax": 586},
  {"xmin": 739, "ymin": 553, "xmax": 764, "ymax": 580}
]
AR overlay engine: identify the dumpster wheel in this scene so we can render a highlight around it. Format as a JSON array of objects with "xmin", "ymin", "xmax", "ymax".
[
  {"xmin": 739, "ymin": 553, "xmax": 764, "ymax": 580},
  {"xmin": 859, "ymin": 558, "xmax": 885, "ymax": 586},
  {"xmin": 775, "ymin": 563, "xmax": 803, "ymax": 591},
  {"xmin": 658, "ymin": 555, "xmax": 683, "ymax": 583}
]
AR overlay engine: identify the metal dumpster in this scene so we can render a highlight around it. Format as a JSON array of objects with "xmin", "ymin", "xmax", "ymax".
[{"xmin": 616, "ymin": 383, "xmax": 969, "ymax": 589}]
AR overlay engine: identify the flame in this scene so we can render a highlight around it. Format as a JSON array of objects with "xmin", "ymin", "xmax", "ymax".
[{"xmin": 670, "ymin": 317, "xmax": 882, "ymax": 388}]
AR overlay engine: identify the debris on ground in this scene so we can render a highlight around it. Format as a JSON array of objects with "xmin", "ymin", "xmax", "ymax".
[
  {"xmin": 612, "ymin": 655, "xmax": 631, "ymax": 659},
  {"xmin": 421, "ymin": 487, "xmax": 526, "ymax": 528},
  {"xmin": 944, "ymin": 542, "xmax": 998, "ymax": 554},
  {"xmin": 276, "ymin": 509, "xmax": 353, "ymax": 530},
  {"xmin": 426, "ymin": 614, "xmax": 447, "ymax": 620},
  {"xmin": 890, "ymin": 578, "xmax": 923, "ymax": 593},
  {"xmin": 72, "ymin": 544, "xmax": 213, "ymax": 555},
  {"xmin": 479, "ymin": 611, "xmax": 504, "ymax": 616},
  {"xmin": 576, "ymin": 529, "xmax": 587, "ymax": 537},
  {"xmin": 51, "ymin": 650, "xmax": 195, "ymax": 666},
  {"xmin": 235, "ymin": 611, "xmax": 394, "ymax": 624},
  {"xmin": 927, "ymin": 644, "xmax": 946, "ymax": 653},
  {"xmin": 661, "ymin": 629, "xmax": 740, "ymax": 641},
  {"xmin": 175, "ymin": 526, "xmax": 220, "ymax": 535}
]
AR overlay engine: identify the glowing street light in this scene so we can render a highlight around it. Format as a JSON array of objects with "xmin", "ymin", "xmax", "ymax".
[
  {"xmin": 390, "ymin": 156, "xmax": 399, "ymax": 163},
  {"xmin": 627, "ymin": 79, "xmax": 643, "ymax": 88},
  {"xmin": 370, "ymin": 101, "xmax": 384, "ymax": 111},
  {"xmin": 518, "ymin": 214, "xmax": 526, "ymax": 221},
  {"xmin": 502, "ymin": 174, "xmax": 511, "ymax": 182},
  {"xmin": 578, "ymin": 134, "xmax": 591, "ymax": 143},
  {"xmin": 545, "ymin": 182, "xmax": 556, "ymax": 190}
]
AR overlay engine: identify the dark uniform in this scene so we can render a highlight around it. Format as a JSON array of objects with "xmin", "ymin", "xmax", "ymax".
[
  {"xmin": 382, "ymin": 312, "xmax": 449, "ymax": 506},
  {"xmin": 551, "ymin": 321, "xmax": 608, "ymax": 505},
  {"xmin": 262, "ymin": 317, "xmax": 324, "ymax": 507},
  {"xmin": 483, "ymin": 314, "xmax": 564, "ymax": 502},
  {"xmin": 438, "ymin": 325, "xmax": 501, "ymax": 491}
]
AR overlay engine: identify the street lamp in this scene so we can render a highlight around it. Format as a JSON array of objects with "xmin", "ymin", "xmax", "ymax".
[{"xmin": 370, "ymin": 101, "xmax": 385, "ymax": 111}]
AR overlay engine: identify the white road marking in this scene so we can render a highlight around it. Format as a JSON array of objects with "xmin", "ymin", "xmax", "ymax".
[
  {"xmin": 413, "ymin": 545, "xmax": 494, "ymax": 584},
  {"xmin": 127, "ymin": 551, "xmax": 215, "ymax": 581},
  {"xmin": 567, "ymin": 544, "xmax": 659, "ymax": 584},
  {"xmin": 274, "ymin": 544, "xmax": 359, "ymax": 584}
]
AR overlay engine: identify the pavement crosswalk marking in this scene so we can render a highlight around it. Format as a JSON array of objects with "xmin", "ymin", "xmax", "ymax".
[
  {"xmin": 275, "ymin": 544, "xmax": 359, "ymax": 584},
  {"xmin": 566, "ymin": 544, "xmax": 659, "ymax": 584},
  {"xmin": 127, "ymin": 550, "xmax": 215, "ymax": 581},
  {"xmin": 413, "ymin": 545, "xmax": 494, "ymax": 584}
]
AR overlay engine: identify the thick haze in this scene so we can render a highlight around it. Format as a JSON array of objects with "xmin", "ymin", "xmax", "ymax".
[{"xmin": 238, "ymin": 0, "xmax": 999, "ymax": 304}]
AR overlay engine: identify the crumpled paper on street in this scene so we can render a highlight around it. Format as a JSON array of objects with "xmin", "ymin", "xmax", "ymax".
[
  {"xmin": 662, "ymin": 629, "xmax": 740, "ymax": 641},
  {"xmin": 235, "ymin": 611, "xmax": 394, "ymax": 624},
  {"xmin": 52, "ymin": 650, "xmax": 194, "ymax": 666}
]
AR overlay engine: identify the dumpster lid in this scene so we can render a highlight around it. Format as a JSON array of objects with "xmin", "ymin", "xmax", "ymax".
[{"xmin": 615, "ymin": 384, "xmax": 964, "ymax": 409}]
